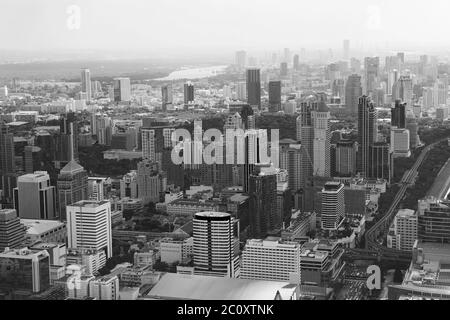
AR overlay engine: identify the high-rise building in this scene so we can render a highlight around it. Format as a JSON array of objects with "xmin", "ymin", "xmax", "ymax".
[
  {"xmin": 113, "ymin": 77, "xmax": 131, "ymax": 102},
  {"xmin": 368, "ymin": 142, "xmax": 392, "ymax": 183},
  {"xmin": 280, "ymin": 62, "xmax": 288, "ymax": 77},
  {"xmin": 390, "ymin": 128, "xmax": 411, "ymax": 158},
  {"xmin": 392, "ymin": 76, "xmax": 413, "ymax": 107},
  {"xmin": 81, "ymin": 68, "xmax": 92, "ymax": 102},
  {"xmin": 387, "ymin": 209, "xmax": 417, "ymax": 252},
  {"xmin": 87, "ymin": 177, "xmax": 106, "ymax": 201},
  {"xmin": 184, "ymin": 82, "xmax": 195, "ymax": 106},
  {"xmin": 57, "ymin": 152, "xmax": 88, "ymax": 221},
  {"xmin": 67, "ymin": 200, "xmax": 112, "ymax": 261},
  {"xmin": 357, "ymin": 96, "xmax": 377, "ymax": 177},
  {"xmin": 137, "ymin": 160, "xmax": 166, "ymax": 205},
  {"xmin": 120, "ymin": 171, "xmax": 138, "ymax": 199},
  {"xmin": 236, "ymin": 82, "xmax": 247, "ymax": 101},
  {"xmin": 364, "ymin": 57, "xmax": 379, "ymax": 94},
  {"xmin": 391, "ymin": 100, "xmax": 406, "ymax": 128},
  {"xmin": 321, "ymin": 182, "xmax": 345, "ymax": 231},
  {"xmin": 268, "ymin": 81, "xmax": 282, "ymax": 112},
  {"xmin": 406, "ymin": 117, "xmax": 419, "ymax": 149},
  {"xmin": 235, "ymin": 50, "xmax": 247, "ymax": 69},
  {"xmin": 93, "ymin": 114, "xmax": 112, "ymax": 146},
  {"xmin": 279, "ymin": 140, "xmax": 307, "ymax": 191},
  {"xmin": 193, "ymin": 212, "xmax": 239, "ymax": 277},
  {"xmin": 161, "ymin": 84, "xmax": 173, "ymax": 111},
  {"xmin": 248, "ymin": 165, "xmax": 278, "ymax": 238},
  {"xmin": 312, "ymin": 102, "xmax": 331, "ymax": 177},
  {"xmin": 0, "ymin": 209, "xmax": 25, "ymax": 252},
  {"xmin": 293, "ymin": 54, "xmax": 300, "ymax": 70},
  {"xmin": 335, "ymin": 141, "xmax": 357, "ymax": 176},
  {"xmin": 343, "ymin": 40, "xmax": 350, "ymax": 60},
  {"xmin": 345, "ymin": 74, "xmax": 363, "ymax": 115},
  {"xmin": 0, "ymin": 247, "xmax": 50, "ymax": 293},
  {"xmin": 296, "ymin": 99, "xmax": 316, "ymax": 181},
  {"xmin": 0, "ymin": 124, "xmax": 16, "ymax": 205},
  {"xmin": 418, "ymin": 199, "xmax": 450, "ymax": 244},
  {"xmin": 13, "ymin": 172, "xmax": 56, "ymax": 220},
  {"xmin": 246, "ymin": 68, "xmax": 261, "ymax": 109},
  {"xmin": 240, "ymin": 238, "xmax": 301, "ymax": 283}
]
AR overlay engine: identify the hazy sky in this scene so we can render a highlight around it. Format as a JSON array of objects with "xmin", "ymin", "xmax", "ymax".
[{"xmin": 2, "ymin": 0, "xmax": 450, "ymax": 54}]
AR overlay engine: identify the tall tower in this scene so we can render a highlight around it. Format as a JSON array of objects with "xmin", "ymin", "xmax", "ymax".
[
  {"xmin": 268, "ymin": 81, "xmax": 281, "ymax": 112},
  {"xmin": 81, "ymin": 69, "xmax": 92, "ymax": 102},
  {"xmin": 161, "ymin": 84, "xmax": 173, "ymax": 111},
  {"xmin": 364, "ymin": 57, "xmax": 380, "ymax": 95},
  {"xmin": 113, "ymin": 77, "xmax": 131, "ymax": 102},
  {"xmin": 293, "ymin": 54, "xmax": 300, "ymax": 71},
  {"xmin": 184, "ymin": 82, "xmax": 195, "ymax": 107},
  {"xmin": 391, "ymin": 100, "xmax": 406, "ymax": 128},
  {"xmin": 312, "ymin": 102, "xmax": 331, "ymax": 177},
  {"xmin": 345, "ymin": 74, "xmax": 362, "ymax": 115},
  {"xmin": 296, "ymin": 97, "xmax": 317, "ymax": 181},
  {"xmin": 321, "ymin": 182, "xmax": 345, "ymax": 231},
  {"xmin": 246, "ymin": 68, "xmax": 261, "ymax": 110},
  {"xmin": 67, "ymin": 200, "xmax": 112, "ymax": 260},
  {"xmin": 193, "ymin": 212, "xmax": 238, "ymax": 277},
  {"xmin": 357, "ymin": 96, "xmax": 377, "ymax": 177}
]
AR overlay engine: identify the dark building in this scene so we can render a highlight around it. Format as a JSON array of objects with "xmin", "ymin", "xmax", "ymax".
[
  {"xmin": 280, "ymin": 62, "xmax": 288, "ymax": 77},
  {"xmin": 246, "ymin": 68, "xmax": 261, "ymax": 109},
  {"xmin": 161, "ymin": 84, "xmax": 173, "ymax": 111},
  {"xmin": 368, "ymin": 142, "xmax": 392, "ymax": 183},
  {"xmin": 248, "ymin": 166, "xmax": 277, "ymax": 238},
  {"xmin": 293, "ymin": 54, "xmax": 300, "ymax": 70},
  {"xmin": 345, "ymin": 74, "xmax": 363, "ymax": 115},
  {"xmin": 418, "ymin": 201, "xmax": 450, "ymax": 244},
  {"xmin": 357, "ymin": 96, "xmax": 377, "ymax": 177},
  {"xmin": 391, "ymin": 99, "xmax": 406, "ymax": 128},
  {"xmin": 56, "ymin": 113, "xmax": 79, "ymax": 169},
  {"xmin": 184, "ymin": 82, "xmax": 195, "ymax": 106},
  {"xmin": 268, "ymin": 81, "xmax": 282, "ymax": 112},
  {"xmin": 23, "ymin": 146, "xmax": 43, "ymax": 173},
  {"xmin": 0, "ymin": 124, "xmax": 16, "ymax": 206}
]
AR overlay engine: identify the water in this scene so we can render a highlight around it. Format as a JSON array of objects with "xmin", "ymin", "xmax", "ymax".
[{"xmin": 153, "ymin": 65, "xmax": 228, "ymax": 81}]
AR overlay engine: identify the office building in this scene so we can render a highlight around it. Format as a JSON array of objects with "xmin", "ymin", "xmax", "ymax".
[
  {"xmin": 335, "ymin": 141, "xmax": 357, "ymax": 176},
  {"xmin": 80, "ymin": 68, "xmax": 92, "ymax": 102},
  {"xmin": 345, "ymin": 74, "xmax": 362, "ymax": 115},
  {"xmin": 280, "ymin": 62, "xmax": 288, "ymax": 77},
  {"xmin": 321, "ymin": 182, "xmax": 345, "ymax": 231},
  {"xmin": 246, "ymin": 68, "xmax": 261, "ymax": 109},
  {"xmin": 67, "ymin": 200, "xmax": 112, "ymax": 261},
  {"xmin": 387, "ymin": 209, "xmax": 417, "ymax": 252},
  {"xmin": 268, "ymin": 81, "xmax": 282, "ymax": 112},
  {"xmin": 390, "ymin": 128, "xmax": 411, "ymax": 158},
  {"xmin": 357, "ymin": 95, "xmax": 377, "ymax": 177},
  {"xmin": 240, "ymin": 237, "xmax": 301, "ymax": 283},
  {"xmin": 279, "ymin": 140, "xmax": 307, "ymax": 191},
  {"xmin": 184, "ymin": 82, "xmax": 195, "ymax": 107},
  {"xmin": 113, "ymin": 77, "xmax": 131, "ymax": 102},
  {"xmin": 193, "ymin": 212, "xmax": 239, "ymax": 277},
  {"xmin": 293, "ymin": 54, "xmax": 300, "ymax": 70},
  {"xmin": 0, "ymin": 248, "xmax": 50, "ymax": 295},
  {"xmin": 14, "ymin": 172, "xmax": 56, "ymax": 220},
  {"xmin": 161, "ymin": 84, "xmax": 173, "ymax": 111},
  {"xmin": 120, "ymin": 171, "xmax": 138, "ymax": 199},
  {"xmin": 312, "ymin": 102, "xmax": 330, "ymax": 177},
  {"xmin": 364, "ymin": 57, "xmax": 379, "ymax": 94},
  {"xmin": 87, "ymin": 177, "xmax": 106, "ymax": 201},
  {"xmin": 89, "ymin": 275, "xmax": 120, "ymax": 300},
  {"xmin": 391, "ymin": 100, "xmax": 406, "ymax": 128},
  {"xmin": 392, "ymin": 76, "xmax": 413, "ymax": 107},
  {"xmin": 418, "ymin": 200, "xmax": 450, "ymax": 244},
  {"xmin": 0, "ymin": 209, "xmax": 25, "ymax": 252},
  {"xmin": 368, "ymin": 142, "xmax": 392, "ymax": 183},
  {"xmin": 137, "ymin": 160, "xmax": 166, "ymax": 205}
]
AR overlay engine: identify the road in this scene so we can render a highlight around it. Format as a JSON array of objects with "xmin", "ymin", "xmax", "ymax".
[{"xmin": 364, "ymin": 139, "xmax": 444, "ymax": 255}]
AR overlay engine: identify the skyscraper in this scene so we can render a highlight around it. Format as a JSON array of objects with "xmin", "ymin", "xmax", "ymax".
[
  {"xmin": 113, "ymin": 77, "xmax": 131, "ymax": 102},
  {"xmin": 184, "ymin": 82, "xmax": 195, "ymax": 106},
  {"xmin": 392, "ymin": 76, "xmax": 413, "ymax": 107},
  {"xmin": 0, "ymin": 124, "xmax": 16, "ymax": 205},
  {"xmin": 87, "ymin": 177, "xmax": 106, "ymax": 201},
  {"xmin": 141, "ymin": 120, "xmax": 175, "ymax": 163},
  {"xmin": 364, "ymin": 57, "xmax": 380, "ymax": 94},
  {"xmin": 280, "ymin": 62, "xmax": 288, "ymax": 77},
  {"xmin": 345, "ymin": 74, "xmax": 363, "ymax": 115},
  {"xmin": 343, "ymin": 39, "xmax": 350, "ymax": 60},
  {"xmin": 368, "ymin": 142, "xmax": 393, "ymax": 183},
  {"xmin": 13, "ymin": 171, "xmax": 57, "ymax": 220},
  {"xmin": 279, "ymin": 140, "xmax": 307, "ymax": 191},
  {"xmin": 321, "ymin": 181, "xmax": 345, "ymax": 231},
  {"xmin": 296, "ymin": 97, "xmax": 318, "ymax": 181},
  {"xmin": 268, "ymin": 81, "xmax": 281, "ymax": 112},
  {"xmin": 357, "ymin": 96, "xmax": 377, "ymax": 177},
  {"xmin": 137, "ymin": 160, "xmax": 166, "ymax": 205},
  {"xmin": 293, "ymin": 54, "xmax": 300, "ymax": 70},
  {"xmin": 312, "ymin": 102, "xmax": 331, "ymax": 177},
  {"xmin": 81, "ymin": 68, "xmax": 92, "ymax": 102},
  {"xmin": 161, "ymin": 84, "xmax": 173, "ymax": 111},
  {"xmin": 235, "ymin": 50, "xmax": 247, "ymax": 69},
  {"xmin": 67, "ymin": 200, "xmax": 113, "ymax": 261},
  {"xmin": 0, "ymin": 209, "xmax": 25, "ymax": 252},
  {"xmin": 246, "ymin": 68, "xmax": 261, "ymax": 109},
  {"xmin": 391, "ymin": 100, "xmax": 406, "ymax": 128},
  {"xmin": 193, "ymin": 211, "xmax": 239, "ymax": 277},
  {"xmin": 335, "ymin": 141, "xmax": 357, "ymax": 176},
  {"xmin": 248, "ymin": 165, "xmax": 278, "ymax": 238}
]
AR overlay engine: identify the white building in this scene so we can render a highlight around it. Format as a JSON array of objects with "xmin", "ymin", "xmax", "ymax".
[
  {"xmin": 160, "ymin": 237, "xmax": 193, "ymax": 264},
  {"xmin": 113, "ymin": 77, "xmax": 131, "ymax": 102},
  {"xmin": 240, "ymin": 237, "xmax": 301, "ymax": 283},
  {"xmin": 321, "ymin": 182, "xmax": 345, "ymax": 231},
  {"xmin": 193, "ymin": 212, "xmax": 239, "ymax": 277},
  {"xmin": 89, "ymin": 275, "xmax": 120, "ymax": 300},
  {"xmin": 390, "ymin": 128, "xmax": 411, "ymax": 158},
  {"xmin": 312, "ymin": 106, "xmax": 330, "ymax": 177},
  {"xmin": 87, "ymin": 177, "xmax": 106, "ymax": 201},
  {"xmin": 66, "ymin": 200, "xmax": 112, "ymax": 261},
  {"xmin": 14, "ymin": 171, "xmax": 57, "ymax": 220},
  {"xmin": 387, "ymin": 209, "xmax": 418, "ymax": 252}
]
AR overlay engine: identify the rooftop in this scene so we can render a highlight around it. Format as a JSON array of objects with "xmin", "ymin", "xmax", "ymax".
[{"xmin": 21, "ymin": 219, "xmax": 65, "ymax": 235}]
